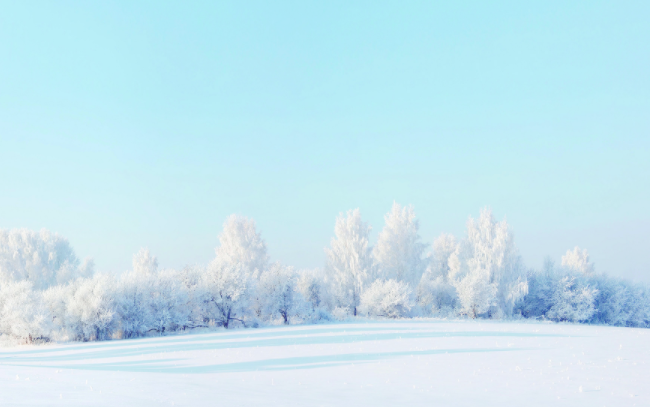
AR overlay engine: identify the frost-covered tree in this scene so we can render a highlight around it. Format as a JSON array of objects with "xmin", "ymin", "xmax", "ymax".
[
  {"xmin": 518, "ymin": 257, "xmax": 556, "ymax": 319},
  {"xmin": 114, "ymin": 271, "xmax": 151, "ymax": 338},
  {"xmin": 417, "ymin": 277, "xmax": 458, "ymax": 316},
  {"xmin": 133, "ymin": 248, "xmax": 158, "ymax": 275},
  {"xmin": 42, "ymin": 283, "xmax": 70, "ymax": 339},
  {"xmin": 546, "ymin": 275, "xmax": 597, "ymax": 323},
  {"xmin": 258, "ymin": 263, "xmax": 308, "ymax": 324},
  {"xmin": 625, "ymin": 285, "xmax": 650, "ymax": 328},
  {"xmin": 373, "ymin": 203, "xmax": 427, "ymax": 287},
  {"xmin": 199, "ymin": 261, "xmax": 250, "ymax": 328},
  {"xmin": 147, "ymin": 269, "xmax": 190, "ymax": 334},
  {"xmin": 561, "ymin": 247, "xmax": 594, "ymax": 275},
  {"xmin": 325, "ymin": 209, "xmax": 373, "ymax": 316},
  {"xmin": 0, "ymin": 281, "xmax": 52, "ymax": 342},
  {"xmin": 190, "ymin": 214, "xmax": 269, "ymax": 328},
  {"xmin": 517, "ymin": 257, "xmax": 646, "ymax": 326},
  {"xmin": 589, "ymin": 275, "xmax": 631, "ymax": 326},
  {"xmin": 360, "ymin": 279, "xmax": 413, "ymax": 318},
  {"xmin": 296, "ymin": 269, "xmax": 332, "ymax": 322},
  {"xmin": 427, "ymin": 234, "xmax": 457, "ymax": 282},
  {"xmin": 214, "ymin": 215, "xmax": 269, "ymax": 276},
  {"xmin": 586, "ymin": 274, "xmax": 650, "ymax": 327},
  {"xmin": 65, "ymin": 274, "xmax": 117, "ymax": 341},
  {"xmin": 453, "ymin": 267, "xmax": 498, "ymax": 318},
  {"xmin": 417, "ymin": 234, "xmax": 459, "ymax": 315},
  {"xmin": 3, "ymin": 208, "xmax": 650, "ymax": 344},
  {"xmin": 115, "ymin": 250, "xmax": 186, "ymax": 337},
  {"xmin": 0, "ymin": 228, "xmax": 94, "ymax": 289},
  {"xmin": 177, "ymin": 265, "xmax": 215, "ymax": 330},
  {"xmin": 448, "ymin": 208, "xmax": 527, "ymax": 318}
]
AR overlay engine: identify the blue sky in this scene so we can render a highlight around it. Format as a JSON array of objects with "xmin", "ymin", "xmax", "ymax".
[{"xmin": 1, "ymin": 1, "xmax": 648, "ymax": 280}]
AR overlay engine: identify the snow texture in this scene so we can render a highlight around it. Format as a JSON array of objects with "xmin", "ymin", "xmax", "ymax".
[{"xmin": 0, "ymin": 320, "xmax": 647, "ymax": 406}]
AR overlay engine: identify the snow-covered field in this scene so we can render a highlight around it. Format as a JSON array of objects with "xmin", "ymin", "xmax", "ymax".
[{"xmin": 0, "ymin": 321, "xmax": 648, "ymax": 406}]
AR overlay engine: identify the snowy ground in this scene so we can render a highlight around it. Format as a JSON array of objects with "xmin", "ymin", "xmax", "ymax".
[{"xmin": 0, "ymin": 321, "xmax": 648, "ymax": 406}]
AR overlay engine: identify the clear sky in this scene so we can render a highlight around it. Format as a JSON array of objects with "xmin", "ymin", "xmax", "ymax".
[{"xmin": 1, "ymin": 1, "xmax": 648, "ymax": 280}]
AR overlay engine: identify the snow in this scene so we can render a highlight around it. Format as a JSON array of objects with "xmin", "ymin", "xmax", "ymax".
[{"xmin": 1, "ymin": 320, "xmax": 648, "ymax": 406}]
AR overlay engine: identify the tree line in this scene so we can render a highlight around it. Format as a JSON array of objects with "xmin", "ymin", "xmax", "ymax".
[{"xmin": 0, "ymin": 204, "xmax": 648, "ymax": 344}]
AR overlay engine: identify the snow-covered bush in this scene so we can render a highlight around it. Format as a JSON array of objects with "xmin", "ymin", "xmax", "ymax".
[{"xmin": 360, "ymin": 279, "xmax": 413, "ymax": 318}]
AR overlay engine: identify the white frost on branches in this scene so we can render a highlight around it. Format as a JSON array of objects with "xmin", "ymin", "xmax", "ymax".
[
  {"xmin": 448, "ymin": 208, "xmax": 527, "ymax": 318},
  {"xmin": 373, "ymin": 203, "xmax": 427, "ymax": 288},
  {"xmin": 562, "ymin": 247, "xmax": 595, "ymax": 275},
  {"xmin": 417, "ymin": 234, "xmax": 459, "ymax": 315},
  {"xmin": 0, "ymin": 208, "xmax": 649, "ymax": 344},
  {"xmin": 0, "ymin": 229, "xmax": 93, "ymax": 289},
  {"xmin": 213, "ymin": 215, "xmax": 269, "ymax": 277},
  {"xmin": 325, "ymin": 209, "xmax": 373, "ymax": 316},
  {"xmin": 133, "ymin": 248, "xmax": 158, "ymax": 275},
  {"xmin": 360, "ymin": 279, "xmax": 413, "ymax": 318}
]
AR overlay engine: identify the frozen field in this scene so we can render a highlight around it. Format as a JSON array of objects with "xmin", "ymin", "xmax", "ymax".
[{"xmin": 0, "ymin": 321, "xmax": 648, "ymax": 406}]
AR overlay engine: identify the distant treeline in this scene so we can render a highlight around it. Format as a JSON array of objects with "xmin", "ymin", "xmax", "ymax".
[{"xmin": 0, "ymin": 205, "xmax": 648, "ymax": 344}]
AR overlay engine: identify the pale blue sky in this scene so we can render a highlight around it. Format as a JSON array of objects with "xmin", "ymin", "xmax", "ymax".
[{"xmin": 0, "ymin": 2, "xmax": 648, "ymax": 280}]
